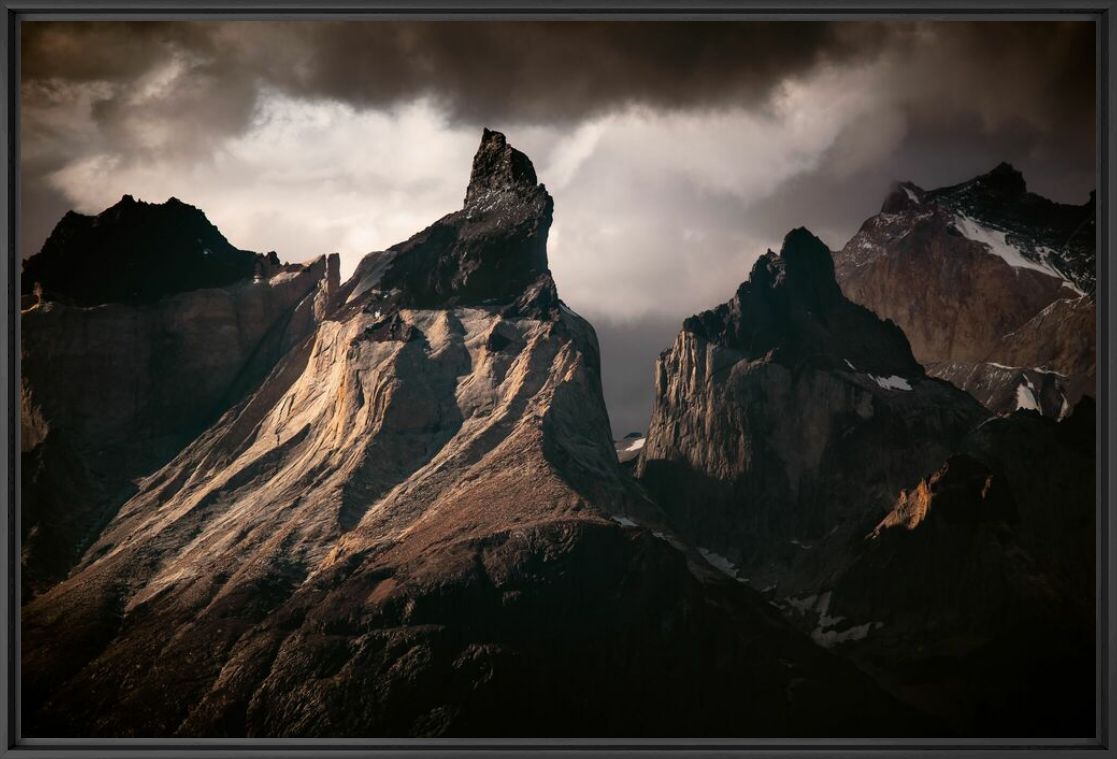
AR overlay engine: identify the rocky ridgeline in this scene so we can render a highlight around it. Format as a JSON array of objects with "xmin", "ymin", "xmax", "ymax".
[
  {"xmin": 22, "ymin": 131, "xmax": 916, "ymax": 738},
  {"xmin": 20, "ymin": 197, "xmax": 340, "ymax": 595},
  {"xmin": 638, "ymin": 228, "xmax": 988, "ymax": 595},
  {"xmin": 833, "ymin": 164, "xmax": 1095, "ymax": 417},
  {"xmin": 636, "ymin": 225, "xmax": 1094, "ymax": 736},
  {"xmin": 21, "ymin": 195, "xmax": 289, "ymax": 307},
  {"xmin": 20, "ymin": 136, "xmax": 1096, "ymax": 739}
]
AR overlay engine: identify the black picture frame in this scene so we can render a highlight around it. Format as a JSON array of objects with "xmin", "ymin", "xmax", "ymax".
[{"xmin": 1, "ymin": 2, "xmax": 1113, "ymax": 756}]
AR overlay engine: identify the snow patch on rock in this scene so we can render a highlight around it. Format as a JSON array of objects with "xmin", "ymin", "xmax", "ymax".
[
  {"xmin": 871, "ymin": 374, "xmax": 912, "ymax": 391},
  {"xmin": 953, "ymin": 215, "xmax": 1078, "ymax": 292},
  {"xmin": 622, "ymin": 437, "xmax": 646, "ymax": 453},
  {"xmin": 697, "ymin": 547, "xmax": 745, "ymax": 582},
  {"xmin": 1016, "ymin": 379, "xmax": 1041, "ymax": 411}
]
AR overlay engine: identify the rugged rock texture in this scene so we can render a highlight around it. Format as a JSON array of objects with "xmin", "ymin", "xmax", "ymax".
[
  {"xmin": 21, "ymin": 253, "xmax": 337, "ymax": 596},
  {"xmin": 811, "ymin": 403, "xmax": 1095, "ymax": 736},
  {"xmin": 346, "ymin": 128, "xmax": 554, "ymax": 309},
  {"xmin": 833, "ymin": 165, "xmax": 1095, "ymax": 417},
  {"xmin": 22, "ymin": 131, "xmax": 917, "ymax": 738},
  {"xmin": 638, "ymin": 229, "xmax": 988, "ymax": 595},
  {"xmin": 637, "ymin": 227, "xmax": 1094, "ymax": 736},
  {"xmin": 923, "ymin": 164, "xmax": 1095, "ymax": 293},
  {"xmin": 21, "ymin": 195, "xmax": 284, "ymax": 307},
  {"xmin": 925, "ymin": 362, "xmax": 1071, "ymax": 420}
]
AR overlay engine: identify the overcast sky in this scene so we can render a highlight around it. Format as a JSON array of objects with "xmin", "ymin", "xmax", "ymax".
[{"xmin": 21, "ymin": 20, "xmax": 1096, "ymax": 436}]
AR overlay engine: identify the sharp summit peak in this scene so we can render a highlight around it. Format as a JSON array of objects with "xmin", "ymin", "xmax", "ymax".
[
  {"xmin": 464, "ymin": 128, "xmax": 545, "ymax": 208},
  {"xmin": 975, "ymin": 161, "xmax": 1027, "ymax": 192},
  {"xmin": 746, "ymin": 226, "xmax": 836, "ymax": 287}
]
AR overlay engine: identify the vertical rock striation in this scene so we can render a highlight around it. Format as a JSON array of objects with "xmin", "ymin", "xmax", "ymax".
[
  {"xmin": 639, "ymin": 225, "xmax": 1094, "ymax": 736},
  {"xmin": 22, "ymin": 132, "xmax": 916, "ymax": 738},
  {"xmin": 20, "ymin": 201, "xmax": 334, "ymax": 596},
  {"xmin": 638, "ymin": 228, "xmax": 987, "ymax": 594}
]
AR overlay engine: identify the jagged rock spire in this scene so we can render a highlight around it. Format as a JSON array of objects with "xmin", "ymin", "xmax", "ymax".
[
  {"xmin": 684, "ymin": 227, "xmax": 920, "ymax": 376},
  {"xmin": 464, "ymin": 128, "xmax": 543, "ymax": 208},
  {"xmin": 371, "ymin": 128, "xmax": 555, "ymax": 309}
]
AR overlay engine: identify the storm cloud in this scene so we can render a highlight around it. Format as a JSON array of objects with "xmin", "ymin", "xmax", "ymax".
[{"xmin": 20, "ymin": 19, "xmax": 1096, "ymax": 434}]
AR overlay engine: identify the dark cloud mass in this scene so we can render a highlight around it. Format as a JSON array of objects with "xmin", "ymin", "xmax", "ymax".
[
  {"xmin": 21, "ymin": 21, "xmax": 1096, "ymax": 160},
  {"xmin": 23, "ymin": 21, "xmax": 874, "ymax": 125},
  {"xmin": 20, "ymin": 19, "xmax": 1096, "ymax": 436}
]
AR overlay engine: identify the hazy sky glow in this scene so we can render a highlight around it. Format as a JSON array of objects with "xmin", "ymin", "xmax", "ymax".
[{"xmin": 21, "ymin": 20, "xmax": 1096, "ymax": 435}]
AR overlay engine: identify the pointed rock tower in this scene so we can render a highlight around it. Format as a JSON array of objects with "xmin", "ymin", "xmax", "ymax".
[{"xmin": 23, "ymin": 132, "xmax": 916, "ymax": 738}]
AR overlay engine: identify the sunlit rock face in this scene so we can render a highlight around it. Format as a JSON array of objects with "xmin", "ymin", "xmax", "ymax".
[
  {"xmin": 20, "ymin": 200, "xmax": 337, "ymax": 596},
  {"xmin": 21, "ymin": 131, "xmax": 918, "ymax": 739},
  {"xmin": 816, "ymin": 402, "xmax": 1095, "ymax": 736},
  {"xmin": 638, "ymin": 228, "xmax": 987, "ymax": 595},
  {"xmin": 832, "ymin": 164, "xmax": 1095, "ymax": 417},
  {"xmin": 638, "ymin": 227, "xmax": 1094, "ymax": 737}
]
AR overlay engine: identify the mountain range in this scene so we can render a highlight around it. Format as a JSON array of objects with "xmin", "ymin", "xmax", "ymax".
[
  {"xmin": 833, "ymin": 162, "xmax": 1095, "ymax": 418},
  {"xmin": 20, "ymin": 130, "xmax": 1095, "ymax": 738}
]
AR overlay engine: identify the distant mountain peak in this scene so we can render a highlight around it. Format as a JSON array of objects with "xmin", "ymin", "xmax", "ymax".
[
  {"xmin": 22, "ymin": 195, "xmax": 265, "ymax": 306},
  {"xmin": 834, "ymin": 160, "xmax": 1097, "ymax": 420},
  {"xmin": 879, "ymin": 181, "xmax": 925, "ymax": 214},
  {"xmin": 971, "ymin": 161, "xmax": 1027, "ymax": 195},
  {"xmin": 853, "ymin": 162, "xmax": 1096, "ymax": 296}
]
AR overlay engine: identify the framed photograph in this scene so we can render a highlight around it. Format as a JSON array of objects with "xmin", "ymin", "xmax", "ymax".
[{"xmin": 2, "ymin": 2, "xmax": 1113, "ymax": 756}]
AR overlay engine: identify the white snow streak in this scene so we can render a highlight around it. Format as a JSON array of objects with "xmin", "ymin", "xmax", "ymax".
[
  {"xmin": 1015, "ymin": 380, "xmax": 1041, "ymax": 412},
  {"xmin": 621, "ymin": 437, "xmax": 646, "ymax": 453},
  {"xmin": 697, "ymin": 548, "xmax": 746, "ymax": 582},
  {"xmin": 953, "ymin": 215, "xmax": 1077, "ymax": 291},
  {"xmin": 871, "ymin": 374, "xmax": 912, "ymax": 391}
]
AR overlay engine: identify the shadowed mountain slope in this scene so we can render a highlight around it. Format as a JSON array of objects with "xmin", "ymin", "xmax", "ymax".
[{"xmin": 22, "ymin": 131, "xmax": 919, "ymax": 738}]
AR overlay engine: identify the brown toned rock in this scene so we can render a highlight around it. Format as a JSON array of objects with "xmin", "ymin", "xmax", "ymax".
[
  {"xmin": 637, "ymin": 225, "xmax": 1094, "ymax": 736},
  {"xmin": 833, "ymin": 167, "xmax": 1095, "ymax": 417},
  {"xmin": 22, "ymin": 132, "xmax": 920, "ymax": 739},
  {"xmin": 637, "ymin": 228, "xmax": 988, "ymax": 596},
  {"xmin": 20, "ymin": 255, "xmax": 332, "ymax": 597},
  {"xmin": 812, "ymin": 408, "xmax": 1095, "ymax": 736}
]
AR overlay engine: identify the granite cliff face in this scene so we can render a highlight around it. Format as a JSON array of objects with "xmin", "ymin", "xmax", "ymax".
[
  {"xmin": 20, "ymin": 202, "xmax": 337, "ymax": 596},
  {"xmin": 637, "ymin": 229, "xmax": 988, "ymax": 595},
  {"xmin": 22, "ymin": 131, "xmax": 915, "ymax": 738},
  {"xmin": 833, "ymin": 165, "xmax": 1095, "ymax": 417},
  {"xmin": 636, "ymin": 228, "xmax": 1094, "ymax": 736}
]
